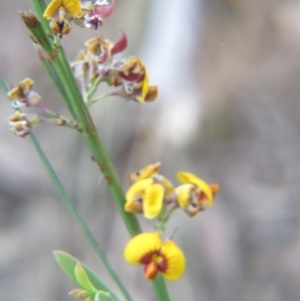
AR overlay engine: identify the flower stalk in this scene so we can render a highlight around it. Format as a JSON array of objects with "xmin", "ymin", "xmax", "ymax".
[
  {"xmin": 19, "ymin": 0, "xmax": 172, "ymax": 299},
  {"xmin": 20, "ymin": 6, "xmax": 141, "ymax": 237}
]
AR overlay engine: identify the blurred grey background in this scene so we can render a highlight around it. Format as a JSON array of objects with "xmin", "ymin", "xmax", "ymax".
[{"xmin": 1, "ymin": 0, "xmax": 300, "ymax": 300}]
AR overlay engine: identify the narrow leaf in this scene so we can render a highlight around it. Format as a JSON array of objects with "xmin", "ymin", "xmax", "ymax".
[{"xmin": 54, "ymin": 250, "xmax": 119, "ymax": 301}]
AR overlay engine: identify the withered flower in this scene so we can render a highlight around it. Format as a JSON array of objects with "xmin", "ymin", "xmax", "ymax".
[
  {"xmin": 7, "ymin": 78, "xmax": 42, "ymax": 107},
  {"xmin": 8, "ymin": 111, "xmax": 39, "ymax": 137}
]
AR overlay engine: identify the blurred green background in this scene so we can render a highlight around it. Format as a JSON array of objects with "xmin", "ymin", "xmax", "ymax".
[{"xmin": 1, "ymin": 0, "xmax": 300, "ymax": 300}]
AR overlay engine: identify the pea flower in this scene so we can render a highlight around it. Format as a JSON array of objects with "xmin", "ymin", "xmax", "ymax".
[
  {"xmin": 85, "ymin": 30, "xmax": 127, "ymax": 64},
  {"xmin": 175, "ymin": 172, "xmax": 220, "ymax": 217},
  {"xmin": 7, "ymin": 78, "xmax": 42, "ymax": 107},
  {"xmin": 106, "ymin": 56, "xmax": 158, "ymax": 103},
  {"xmin": 124, "ymin": 232, "xmax": 185, "ymax": 281},
  {"xmin": 125, "ymin": 178, "xmax": 164, "ymax": 219},
  {"xmin": 125, "ymin": 163, "xmax": 174, "ymax": 219},
  {"xmin": 43, "ymin": 0, "xmax": 82, "ymax": 36}
]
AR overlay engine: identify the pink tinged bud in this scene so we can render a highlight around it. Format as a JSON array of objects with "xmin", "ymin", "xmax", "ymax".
[
  {"xmin": 26, "ymin": 90, "xmax": 42, "ymax": 107},
  {"xmin": 93, "ymin": 0, "xmax": 115, "ymax": 19},
  {"xmin": 111, "ymin": 30, "xmax": 128, "ymax": 55}
]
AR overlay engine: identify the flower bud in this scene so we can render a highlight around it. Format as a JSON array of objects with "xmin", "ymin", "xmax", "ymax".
[
  {"xmin": 69, "ymin": 288, "xmax": 91, "ymax": 300},
  {"xmin": 75, "ymin": 263, "xmax": 97, "ymax": 293}
]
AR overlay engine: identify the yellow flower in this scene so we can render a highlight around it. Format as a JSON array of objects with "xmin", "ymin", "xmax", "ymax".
[
  {"xmin": 125, "ymin": 178, "xmax": 164, "ymax": 219},
  {"xmin": 43, "ymin": 0, "xmax": 82, "ymax": 36},
  {"xmin": 43, "ymin": 0, "xmax": 82, "ymax": 20},
  {"xmin": 124, "ymin": 232, "xmax": 185, "ymax": 281},
  {"xmin": 118, "ymin": 57, "xmax": 155, "ymax": 103},
  {"xmin": 175, "ymin": 172, "xmax": 219, "ymax": 217},
  {"xmin": 125, "ymin": 163, "xmax": 175, "ymax": 219}
]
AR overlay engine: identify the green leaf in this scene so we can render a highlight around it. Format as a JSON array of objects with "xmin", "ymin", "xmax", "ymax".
[{"xmin": 54, "ymin": 251, "xmax": 120, "ymax": 301}]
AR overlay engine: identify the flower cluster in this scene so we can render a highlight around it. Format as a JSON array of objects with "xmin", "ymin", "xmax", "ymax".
[
  {"xmin": 43, "ymin": 0, "xmax": 115, "ymax": 36},
  {"xmin": 124, "ymin": 162, "xmax": 219, "ymax": 219},
  {"xmin": 123, "ymin": 163, "xmax": 219, "ymax": 281},
  {"xmin": 7, "ymin": 78, "xmax": 42, "ymax": 137},
  {"xmin": 72, "ymin": 34, "xmax": 158, "ymax": 104},
  {"xmin": 6, "ymin": 1, "xmax": 220, "ymax": 289}
]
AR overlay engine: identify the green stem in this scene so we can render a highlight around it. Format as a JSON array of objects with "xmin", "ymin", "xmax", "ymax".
[
  {"xmin": 151, "ymin": 274, "xmax": 171, "ymax": 301},
  {"xmin": 90, "ymin": 93, "xmax": 111, "ymax": 105},
  {"xmin": 53, "ymin": 40, "xmax": 142, "ymax": 237},
  {"xmin": 29, "ymin": 135, "xmax": 133, "ymax": 301}
]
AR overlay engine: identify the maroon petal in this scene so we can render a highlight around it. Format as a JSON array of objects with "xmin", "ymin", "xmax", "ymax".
[
  {"xmin": 119, "ymin": 72, "xmax": 144, "ymax": 82},
  {"xmin": 111, "ymin": 30, "xmax": 128, "ymax": 55}
]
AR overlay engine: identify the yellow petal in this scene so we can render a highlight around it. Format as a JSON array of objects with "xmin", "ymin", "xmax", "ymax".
[
  {"xmin": 143, "ymin": 184, "xmax": 164, "ymax": 219},
  {"xmin": 125, "ymin": 178, "xmax": 153, "ymax": 201},
  {"xmin": 62, "ymin": 0, "xmax": 82, "ymax": 17},
  {"xmin": 8, "ymin": 78, "xmax": 34, "ymax": 100},
  {"xmin": 136, "ymin": 70, "xmax": 149, "ymax": 103},
  {"xmin": 177, "ymin": 172, "xmax": 213, "ymax": 206},
  {"xmin": 124, "ymin": 199, "xmax": 142, "ymax": 214},
  {"xmin": 7, "ymin": 87, "xmax": 24, "ymax": 100},
  {"xmin": 175, "ymin": 184, "xmax": 194, "ymax": 208},
  {"xmin": 124, "ymin": 233, "xmax": 162, "ymax": 265},
  {"xmin": 160, "ymin": 240, "xmax": 185, "ymax": 280},
  {"xmin": 43, "ymin": 0, "xmax": 62, "ymax": 20},
  {"xmin": 18, "ymin": 78, "xmax": 34, "ymax": 94},
  {"xmin": 130, "ymin": 162, "xmax": 161, "ymax": 183}
]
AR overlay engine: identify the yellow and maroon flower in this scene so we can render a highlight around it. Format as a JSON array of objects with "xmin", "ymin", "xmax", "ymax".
[
  {"xmin": 106, "ymin": 56, "xmax": 158, "ymax": 103},
  {"xmin": 43, "ymin": 0, "xmax": 82, "ymax": 36},
  {"xmin": 124, "ymin": 232, "xmax": 185, "ymax": 281},
  {"xmin": 175, "ymin": 172, "xmax": 219, "ymax": 217},
  {"xmin": 85, "ymin": 30, "xmax": 127, "ymax": 64}
]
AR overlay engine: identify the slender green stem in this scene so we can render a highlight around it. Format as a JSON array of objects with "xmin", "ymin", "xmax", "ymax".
[
  {"xmin": 87, "ymin": 75, "xmax": 103, "ymax": 100},
  {"xmin": 90, "ymin": 93, "xmax": 111, "ymax": 105},
  {"xmin": 53, "ymin": 39, "xmax": 142, "ymax": 237},
  {"xmin": 29, "ymin": 135, "xmax": 133, "ymax": 301}
]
